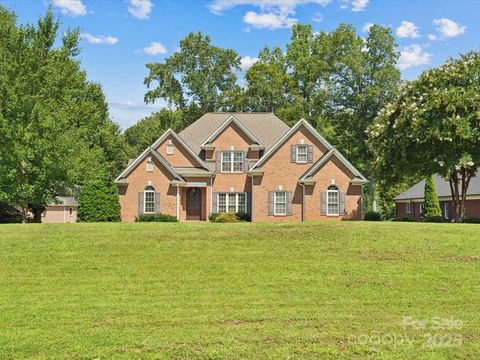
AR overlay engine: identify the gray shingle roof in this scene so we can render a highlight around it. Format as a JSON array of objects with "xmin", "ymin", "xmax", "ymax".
[
  {"xmin": 173, "ymin": 167, "xmax": 213, "ymax": 176},
  {"xmin": 394, "ymin": 174, "xmax": 480, "ymax": 201},
  {"xmin": 179, "ymin": 112, "xmax": 290, "ymax": 154}
]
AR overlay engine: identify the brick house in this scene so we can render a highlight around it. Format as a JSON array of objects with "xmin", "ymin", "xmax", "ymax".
[
  {"xmin": 115, "ymin": 113, "xmax": 368, "ymax": 222},
  {"xmin": 394, "ymin": 174, "xmax": 480, "ymax": 221}
]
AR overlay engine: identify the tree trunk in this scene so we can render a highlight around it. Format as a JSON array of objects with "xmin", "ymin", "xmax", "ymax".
[
  {"xmin": 370, "ymin": 175, "xmax": 377, "ymax": 212},
  {"xmin": 448, "ymin": 167, "xmax": 476, "ymax": 222},
  {"xmin": 29, "ymin": 204, "xmax": 45, "ymax": 223},
  {"xmin": 20, "ymin": 204, "xmax": 29, "ymax": 224}
]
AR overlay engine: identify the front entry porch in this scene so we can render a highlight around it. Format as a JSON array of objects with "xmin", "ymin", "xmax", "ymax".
[{"xmin": 174, "ymin": 181, "xmax": 210, "ymax": 221}]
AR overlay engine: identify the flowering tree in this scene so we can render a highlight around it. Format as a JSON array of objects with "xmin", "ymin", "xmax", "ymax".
[{"xmin": 368, "ymin": 52, "xmax": 480, "ymax": 222}]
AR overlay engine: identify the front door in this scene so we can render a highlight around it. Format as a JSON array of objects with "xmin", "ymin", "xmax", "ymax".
[{"xmin": 186, "ymin": 187, "xmax": 202, "ymax": 220}]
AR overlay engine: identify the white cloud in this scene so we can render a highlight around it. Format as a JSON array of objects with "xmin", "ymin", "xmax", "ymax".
[
  {"xmin": 243, "ymin": 11, "xmax": 297, "ymax": 29},
  {"xmin": 51, "ymin": 0, "xmax": 87, "ymax": 16},
  {"xmin": 81, "ymin": 33, "xmax": 118, "ymax": 45},
  {"xmin": 362, "ymin": 22, "xmax": 373, "ymax": 33},
  {"xmin": 143, "ymin": 42, "xmax": 167, "ymax": 55},
  {"xmin": 128, "ymin": 0, "xmax": 153, "ymax": 20},
  {"xmin": 109, "ymin": 99, "xmax": 161, "ymax": 110},
  {"xmin": 312, "ymin": 12, "xmax": 323, "ymax": 23},
  {"xmin": 433, "ymin": 18, "xmax": 466, "ymax": 38},
  {"xmin": 427, "ymin": 34, "xmax": 437, "ymax": 41},
  {"xmin": 396, "ymin": 21, "xmax": 420, "ymax": 39},
  {"xmin": 210, "ymin": 0, "xmax": 331, "ymax": 30},
  {"xmin": 351, "ymin": 0, "xmax": 369, "ymax": 12},
  {"xmin": 341, "ymin": 0, "xmax": 368, "ymax": 11},
  {"xmin": 209, "ymin": 0, "xmax": 331, "ymax": 15},
  {"xmin": 240, "ymin": 56, "xmax": 259, "ymax": 71},
  {"xmin": 398, "ymin": 44, "xmax": 431, "ymax": 70}
]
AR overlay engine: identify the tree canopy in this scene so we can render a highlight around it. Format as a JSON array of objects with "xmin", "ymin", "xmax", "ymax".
[
  {"xmin": 144, "ymin": 32, "xmax": 241, "ymax": 125},
  {"xmin": 369, "ymin": 52, "xmax": 480, "ymax": 221},
  {"xmin": 0, "ymin": 6, "xmax": 124, "ymax": 221}
]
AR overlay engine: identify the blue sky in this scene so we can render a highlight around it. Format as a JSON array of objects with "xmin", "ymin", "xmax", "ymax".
[{"xmin": 2, "ymin": 0, "xmax": 479, "ymax": 129}]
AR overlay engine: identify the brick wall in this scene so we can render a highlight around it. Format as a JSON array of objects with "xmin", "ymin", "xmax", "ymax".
[
  {"xmin": 118, "ymin": 156, "xmax": 177, "ymax": 222},
  {"xmin": 252, "ymin": 125, "xmax": 331, "ymax": 222}
]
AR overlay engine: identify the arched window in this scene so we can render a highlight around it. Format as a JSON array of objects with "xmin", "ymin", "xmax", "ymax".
[
  {"xmin": 327, "ymin": 185, "xmax": 339, "ymax": 216},
  {"xmin": 144, "ymin": 186, "xmax": 155, "ymax": 213}
]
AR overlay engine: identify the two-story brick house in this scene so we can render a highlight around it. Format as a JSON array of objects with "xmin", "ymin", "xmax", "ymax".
[{"xmin": 115, "ymin": 113, "xmax": 368, "ymax": 222}]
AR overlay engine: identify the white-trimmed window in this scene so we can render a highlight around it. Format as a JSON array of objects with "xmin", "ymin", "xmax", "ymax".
[
  {"xmin": 296, "ymin": 145, "xmax": 307, "ymax": 163},
  {"xmin": 274, "ymin": 191, "xmax": 287, "ymax": 216},
  {"xmin": 406, "ymin": 202, "xmax": 411, "ymax": 214},
  {"xmin": 146, "ymin": 159, "xmax": 153, "ymax": 172},
  {"xmin": 221, "ymin": 152, "xmax": 243, "ymax": 173},
  {"xmin": 419, "ymin": 203, "xmax": 424, "ymax": 216},
  {"xmin": 327, "ymin": 185, "xmax": 339, "ymax": 216},
  {"xmin": 144, "ymin": 186, "xmax": 155, "ymax": 213},
  {"xmin": 217, "ymin": 193, "xmax": 247, "ymax": 213},
  {"xmin": 166, "ymin": 144, "xmax": 174, "ymax": 155},
  {"xmin": 444, "ymin": 203, "xmax": 449, "ymax": 220}
]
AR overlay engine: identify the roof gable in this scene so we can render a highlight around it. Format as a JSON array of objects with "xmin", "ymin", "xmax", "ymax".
[
  {"xmin": 151, "ymin": 129, "xmax": 211, "ymax": 171},
  {"xmin": 251, "ymin": 119, "xmax": 334, "ymax": 170},
  {"xmin": 200, "ymin": 115, "xmax": 262, "ymax": 148},
  {"xmin": 300, "ymin": 149, "xmax": 367, "ymax": 182},
  {"xmin": 115, "ymin": 147, "xmax": 184, "ymax": 183}
]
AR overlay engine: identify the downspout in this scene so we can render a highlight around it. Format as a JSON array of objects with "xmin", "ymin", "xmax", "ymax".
[
  {"xmin": 210, "ymin": 175, "xmax": 213, "ymax": 213},
  {"xmin": 176, "ymin": 184, "xmax": 180, "ymax": 220},
  {"xmin": 63, "ymin": 205, "xmax": 66, "ymax": 223},
  {"xmin": 251, "ymin": 176, "xmax": 254, "ymax": 222},
  {"xmin": 299, "ymin": 183, "xmax": 305, "ymax": 222}
]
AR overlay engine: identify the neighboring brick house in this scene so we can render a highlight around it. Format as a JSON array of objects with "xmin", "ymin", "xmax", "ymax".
[
  {"xmin": 394, "ymin": 174, "xmax": 480, "ymax": 221},
  {"xmin": 115, "ymin": 113, "xmax": 368, "ymax": 222}
]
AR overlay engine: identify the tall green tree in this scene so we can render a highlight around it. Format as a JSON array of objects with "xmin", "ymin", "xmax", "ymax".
[
  {"xmin": 369, "ymin": 52, "xmax": 480, "ymax": 222},
  {"xmin": 325, "ymin": 24, "xmax": 401, "ymax": 211},
  {"xmin": 423, "ymin": 175, "xmax": 442, "ymax": 219},
  {"xmin": 244, "ymin": 46, "xmax": 302, "ymax": 125},
  {"xmin": 144, "ymin": 32, "xmax": 241, "ymax": 125},
  {"xmin": 0, "ymin": 6, "xmax": 124, "ymax": 222}
]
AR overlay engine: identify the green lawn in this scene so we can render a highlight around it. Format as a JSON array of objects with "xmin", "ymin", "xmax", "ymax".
[{"xmin": 0, "ymin": 222, "xmax": 479, "ymax": 359}]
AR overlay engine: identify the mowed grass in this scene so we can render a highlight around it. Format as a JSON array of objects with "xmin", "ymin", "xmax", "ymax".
[{"xmin": 0, "ymin": 222, "xmax": 479, "ymax": 359}]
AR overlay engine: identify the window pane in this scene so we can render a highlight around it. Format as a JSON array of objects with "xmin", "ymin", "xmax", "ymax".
[
  {"xmin": 221, "ymin": 153, "xmax": 231, "ymax": 172},
  {"xmin": 233, "ymin": 152, "xmax": 243, "ymax": 172},
  {"xmin": 145, "ymin": 189, "xmax": 155, "ymax": 213},
  {"xmin": 218, "ymin": 193, "xmax": 227, "ymax": 213},
  {"xmin": 228, "ymin": 193, "xmax": 236, "ymax": 212},
  {"xmin": 327, "ymin": 189, "xmax": 339, "ymax": 215},
  {"xmin": 275, "ymin": 192, "xmax": 286, "ymax": 215},
  {"xmin": 297, "ymin": 145, "xmax": 307, "ymax": 163},
  {"xmin": 238, "ymin": 193, "xmax": 246, "ymax": 213}
]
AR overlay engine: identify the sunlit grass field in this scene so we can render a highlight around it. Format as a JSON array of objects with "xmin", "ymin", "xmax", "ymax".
[{"xmin": 0, "ymin": 221, "xmax": 479, "ymax": 359}]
